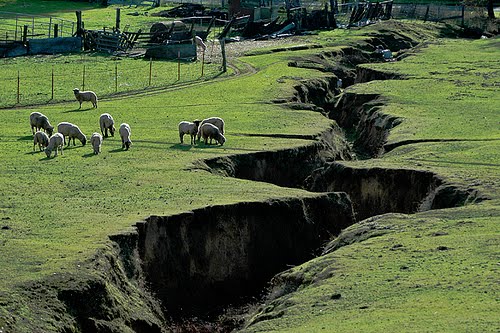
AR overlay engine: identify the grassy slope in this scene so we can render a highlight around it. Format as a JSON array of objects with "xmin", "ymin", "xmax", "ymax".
[
  {"xmin": 242, "ymin": 35, "xmax": 499, "ymax": 332},
  {"xmin": 0, "ymin": 1, "xmax": 498, "ymax": 330},
  {"xmin": 0, "ymin": 15, "xmax": 337, "ymax": 328}
]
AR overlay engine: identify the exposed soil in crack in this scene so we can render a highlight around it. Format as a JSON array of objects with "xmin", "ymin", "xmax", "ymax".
[{"xmin": 9, "ymin": 25, "xmax": 489, "ymax": 333}]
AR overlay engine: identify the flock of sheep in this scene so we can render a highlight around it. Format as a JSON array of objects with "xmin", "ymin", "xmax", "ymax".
[
  {"xmin": 30, "ymin": 89, "xmax": 132, "ymax": 158},
  {"xmin": 29, "ymin": 88, "xmax": 226, "ymax": 158},
  {"xmin": 178, "ymin": 117, "xmax": 226, "ymax": 146}
]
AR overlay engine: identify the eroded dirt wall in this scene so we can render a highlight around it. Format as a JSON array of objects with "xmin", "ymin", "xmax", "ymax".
[
  {"xmin": 304, "ymin": 163, "xmax": 442, "ymax": 220},
  {"xmin": 201, "ymin": 125, "xmax": 350, "ymax": 188},
  {"xmin": 136, "ymin": 193, "xmax": 354, "ymax": 317}
]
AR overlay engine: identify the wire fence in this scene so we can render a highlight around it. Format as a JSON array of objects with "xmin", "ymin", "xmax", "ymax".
[
  {"xmin": 0, "ymin": 11, "xmax": 76, "ymax": 42},
  {"xmin": 0, "ymin": 49, "xmax": 223, "ymax": 108},
  {"xmin": 391, "ymin": 4, "xmax": 493, "ymax": 30}
]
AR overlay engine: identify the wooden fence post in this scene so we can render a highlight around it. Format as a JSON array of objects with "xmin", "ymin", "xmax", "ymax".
[
  {"xmin": 76, "ymin": 11, "xmax": 83, "ymax": 37},
  {"xmin": 115, "ymin": 62, "xmax": 118, "ymax": 92},
  {"xmin": 51, "ymin": 67, "xmax": 54, "ymax": 100},
  {"xmin": 116, "ymin": 8, "xmax": 121, "ymax": 31},
  {"xmin": 201, "ymin": 51, "xmax": 205, "ymax": 77},
  {"xmin": 424, "ymin": 5, "xmax": 430, "ymax": 22},
  {"xmin": 17, "ymin": 71, "xmax": 20, "ymax": 104},
  {"xmin": 54, "ymin": 24, "xmax": 59, "ymax": 38},
  {"xmin": 178, "ymin": 51, "xmax": 181, "ymax": 81},
  {"xmin": 149, "ymin": 57, "xmax": 152, "ymax": 86},
  {"xmin": 22, "ymin": 25, "xmax": 28, "ymax": 44},
  {"xmin": 461, "ymin": 5, "xmax": 465, "ymax": 27}
]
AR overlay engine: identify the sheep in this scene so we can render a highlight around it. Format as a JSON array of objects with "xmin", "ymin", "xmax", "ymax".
[
  {"xmin": 194, "ymin": 36, "xmax": 207, "ymax": 52},
  {"xmin": 99, "ymin": 113, "xmax": 115, "ymax": 138},
  {"xmin": 73, "ymin": 88, "xmax": 98, "ymax": 109},
  {"xmin": 29, "ymin": 112, "xmax": 54, "ymax": 136},
  {"xmin": 119, "ymin": 123, "xmax": 132, "ymax": 150},
  {"xmin": 33, "ymin": 131, "xmax": 49, "ymax": 152},
  {"xmin": 197, "ymin": 117, "xmax": 224, "ymax": 142},
  {"xmin": 199, "ymin": 122, "xmax": 226, "ymax": 146},
  {"xmin": 178, "ymin": 119, "xmax": 201, "ymax": 145},
  {"xmin": 57, "ymin": 122, "xmax": 87, "ymax": 146},
  {"xmin": 45, "ymin": 133, "xmax": 64, "ymax": 158},
  {"xmin": 90, "ymin": 132, "xmax": 103, "ymax": 155}
]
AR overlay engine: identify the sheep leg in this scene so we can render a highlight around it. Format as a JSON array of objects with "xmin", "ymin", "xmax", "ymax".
[
  {"xmin": 179, "ymin": 133, "xmax": 184, "ymax": 144},
  {"xmin": 122, "ymin": 138, "xmax": 125, "ymax": 149}
]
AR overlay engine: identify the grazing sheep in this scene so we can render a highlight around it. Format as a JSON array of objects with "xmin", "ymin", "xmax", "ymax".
[
  {"xmin": 33, "ymin": 131, "xmax": 49, "ymax": 152},
  {"xmin": 197, "ymin": 117, "xmax": 224, "ymax": 142},
  {"xmin": 90, "ymin": 132, "xmax": 103, "ymax": 155},
  {"xmin": 57, "ymin": 122, "xmax": 87, "ymax": 146},
  {"xmin": 99, "ymin": 113, "xmax": 115, "ymax": 137},
  {"xmin": 194, "ymin": 36, "xmax": 207, "ymax": 52},
  {"xmin": 119, "ymin": 123, "xmax": 132, "ymax": 150},
  {"xmin": 73, "ymin": 88, "xmax": 98, "ymax": 109},
  {"xmin": 200, "ymin": 123, "xmax": 226, "ymax": 146},
  {"xmin": 45, "ymin": 133, "xmax": 64, "ymax": 158},
  {"xmin": 29, "ymin": 112, "xmax": 54, "ymax": 136},
  {"xmin": 178, "ymin": 119, "xmax": 201, "ymax": 145}
]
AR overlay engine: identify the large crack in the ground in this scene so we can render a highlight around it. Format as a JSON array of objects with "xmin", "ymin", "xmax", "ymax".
[{"xmin": 13, "ymin": 29, "xmax": 488, "ymax": 333}]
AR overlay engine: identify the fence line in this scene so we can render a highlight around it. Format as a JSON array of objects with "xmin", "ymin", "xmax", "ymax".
[
  {"xmin": 0, "ymin": 11, "xmax": 75, "ymax": 41},
  {"xmin": 0, "ymin": 54, "xmax": 217, "ymax": 108}
]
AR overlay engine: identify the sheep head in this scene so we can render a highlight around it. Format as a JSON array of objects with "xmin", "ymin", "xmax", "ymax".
[{"xmin": 46, "ymin": 126, "xmax": 54, "ymax": 136}]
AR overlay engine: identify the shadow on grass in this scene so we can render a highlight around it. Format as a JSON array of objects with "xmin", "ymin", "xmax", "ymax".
[
  {"xmin": 82, "ymin": 152, "xmax": 97, "ymax": 158},
  {"xmin": 63, "ymin": 107, "xmax": 94, "ymax": 113},
  {"xmin": 26, "ymin": 150, "xmax": 46, "ymax": 155},
  {"xmin": 171, "ymin": 143, "xmax": 194, "ymax": 151},
  {"xmin": 18, "ymin": 135, "xmax": 33, "ymax": 141},
  {"xmin": 109, "ymin": 148, "xmax": 127, "ymax": 153},
  {"xmin": 39, "ymin": 155, "xmax": 61, "ymax": 161}
]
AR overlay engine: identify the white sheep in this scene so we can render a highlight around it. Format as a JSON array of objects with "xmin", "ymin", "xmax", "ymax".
[
  {"xmin": 99, "ymin": 113, "xmax": 115, "ymax": 138},
  {"xmin": 194, "ymin": 36, "xmax": 207, "ymax": 52},
  {"xmin": 200, "ymin": 123, "xmax": 226, "ymax": 146},
  {"xmin": 90, "ymin": 132, "xmax": 103, "ymax": 155},
  {"xmin": 45, "ymin": 133, "xmax": 64, "ymax": 158},
  {"xmin": 57, "ymin": 122, "xmax": 87, "ymax": 146},
  {"xmin": 33, "ymin": 131, "xmax": 49, "ymax": 152},
  {"xmin": 73, "ymin": 88, "xmax": 98, "ymax": 109},
  {"xmin": 197, "ymin": 117, "xmax": 224, "ymax": 142},
  {"xmin": 178, "ymin": 119, "xmax": 201, "ymax": 145},
  {"xmin": 29, "ymin": 112, "xmax": 54, "ymax": 136},
  {"xmin": 119, "ymin": 123, "xmax": 132, "ymax": 150}
]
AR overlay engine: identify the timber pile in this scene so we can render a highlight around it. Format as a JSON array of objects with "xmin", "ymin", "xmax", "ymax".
[{"xmin": 84, "ymin": 29, "xmax": 140, "ymax": 52}]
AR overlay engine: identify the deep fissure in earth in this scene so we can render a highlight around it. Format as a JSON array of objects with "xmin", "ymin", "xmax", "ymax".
[{"xmin": 105, "ymin": 38, "xmax": 483, "ymax": 331}]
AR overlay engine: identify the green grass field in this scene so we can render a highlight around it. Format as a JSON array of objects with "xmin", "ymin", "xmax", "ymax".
[
  {"xmin": 0, "ymin": 1, "xmax": 499, "ymax": 332},
  {"xmin": 241, "ymin": 29, "xmax": 500, "ymax": 333}
]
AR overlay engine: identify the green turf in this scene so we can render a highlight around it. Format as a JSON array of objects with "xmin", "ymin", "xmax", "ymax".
[
  {"xmin": 241, "ymin": 34, "xmax": 500, "ymax": 333},
  {"xmin": 0, "ymin": 2, "xmax": 499, "ymax": 331}
]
